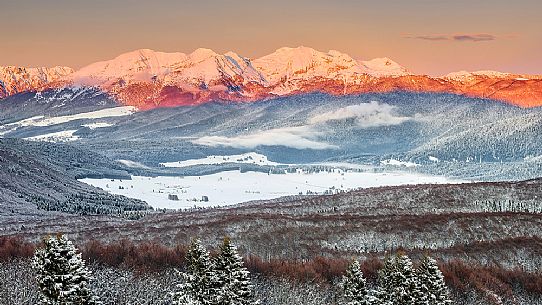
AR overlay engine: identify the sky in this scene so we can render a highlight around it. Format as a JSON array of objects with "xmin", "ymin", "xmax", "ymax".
[{"xmin": 1, "ymin": 0, "xmax": 541, "ymax": 76}]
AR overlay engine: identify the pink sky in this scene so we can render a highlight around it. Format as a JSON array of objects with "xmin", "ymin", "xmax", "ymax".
[{"xmin": 1, "ymin": 0, "xmax": 540, "ymax": 76}]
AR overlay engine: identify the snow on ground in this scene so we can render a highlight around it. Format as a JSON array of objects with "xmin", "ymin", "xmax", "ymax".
[
  {"xmin": 160, "ymin": 152, "xmax": 282, "ymax": 167},
  {"xmin": 380, "ymin": 159, "xmax": 420, "ymax": 168},
  {"xmin": 524, "ymin": 155, "xmax": 542, "ymax": 162},
  {"xmin": 7, "ymin": 106, "xmax": 135, "ymax": 127},
  {"xmin": 25, "ymin": 130, "xmax": 79, "ymax": 142},
  {"xmin": 81, "ymin": 122, "xmax": 113, "ymax": 129},
  {"xmin": 117, "ymin": 159, "xmax": 150, "ymax": 169},
  {"xmin": 0, "ymin": 106, "xmax": 136, "ymax": 136},
  {"xmin": 81, "ymin": 169, "xmax": 462, "ymax": 209},
  {"xmin": 358, "ymin": 57, "xmax": 411, "ymax": 77}
]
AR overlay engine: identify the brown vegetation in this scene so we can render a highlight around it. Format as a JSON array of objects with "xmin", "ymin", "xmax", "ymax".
[
  {"xmin": 1, "ymin": 235, "xmax": 541, "ymax": 302},
  {"xmin": 0, "ymin": 236, "xmax": 35, "ymax": 260}
]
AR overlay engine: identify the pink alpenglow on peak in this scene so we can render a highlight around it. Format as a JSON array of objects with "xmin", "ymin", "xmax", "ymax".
[
  {"xmin": 0, "ymin": 66, "xmax": 74, "ymax": 97},
  {"xmin": 252, "ymin": 46, "xmax": 363, "ymax": 85},
  {"xmin": 69, "ymin": 49, "xmax": 188, "ymax": 86},
  {"xmin": 358, "ymin": 57, "xmax": 412, "ymax": 77},
  {"xmin": 1, "ymin": 46, "xmax": 541, "ymax": 108},
  {"xmin": 442, "ymin": 70, "xmax": 511, "ymax": 82}
]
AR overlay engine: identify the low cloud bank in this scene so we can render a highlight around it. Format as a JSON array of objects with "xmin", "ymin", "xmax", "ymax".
[
  {"xmin": 309, "ymin": 101, "xmax": 410, "ymax": 127},
  {"xmin": 193, "ymin": 126, "xmax": 337, "ymax": 150},
  {"xmin": 193, "ymin": 101, "xmax": 413, "ymax": 150}
]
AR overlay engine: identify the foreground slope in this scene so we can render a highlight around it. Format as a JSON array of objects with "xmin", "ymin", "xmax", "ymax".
[{"xmin": 5, "ymin": 178, "xmax": 542, "ymax": 273}]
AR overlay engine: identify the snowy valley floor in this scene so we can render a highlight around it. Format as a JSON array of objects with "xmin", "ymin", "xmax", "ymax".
[{"xmin": 80, "ymin": 168, "xmax": 462, "ymax": 209}]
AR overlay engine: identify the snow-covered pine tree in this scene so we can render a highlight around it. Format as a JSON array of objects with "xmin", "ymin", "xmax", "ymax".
[
  {"xmin": 374, "ymin": 255, "xmax": 394, "ymax": 305},
  {"xmin": 392, "ymin": 253, "xmax": 425, "ymax": 305},
  {"xmin": 375, "ymin": 253, "xmax": 423, "ymax": 305},
  {"xmin": 416, "ymin": 256, "xmax": 452, "ymax": 305},
  {"xmin": 341, "ymin": 259, "xmax": 380, "ymax": 305},
  {"xmin": 184, "ymin": 239, "xmax": 219, "ymax": 305},
  {"xmin": 214, "ymin": 237, "xmax": 259, "ymax": 305},
  {"xmin": 32, "ymin": 234, "xmax": 99, "ymax": 305},
  {"xmin": 171, "ymin": 276, "xmax": 202, "ymax": 305}
]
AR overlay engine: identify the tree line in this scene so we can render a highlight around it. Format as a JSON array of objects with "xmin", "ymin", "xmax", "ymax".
[
  {"xmin": 342, "ymin": 255, "xmax": 451, "ymax": 305},
  {"xmin": 28, "ymin": 235, "xmax": 452, "ymax": 305}
]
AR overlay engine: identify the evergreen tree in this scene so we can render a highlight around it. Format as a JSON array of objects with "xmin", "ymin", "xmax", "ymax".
[
  {"xmin": 183, "ymin": 239, "xmax": 219, "ymax": 305},
  {"xmin": 416, "ymin": 256, "xmax": 452, "ymax": 305},
  {"xmin": 171, "ymin": 276, "xmax": 202, "ymax": 305},
  {"xmin": 374, "ymin": 255, "xmax": 394, "ymax": 305},
  {"xmin": 214, "ymin": 237, "xmax": 259, "ymax": 305},
  {"xmin": 342, "ymin": 259, "xmax": 380, "ymax": 305},
  {"xmin": 32, "ymin": 234, "xmax": 99, "ymax": 305},
  {"xmin": 376, "ymin": 253, "xmax": 423, "ymax": 305}
]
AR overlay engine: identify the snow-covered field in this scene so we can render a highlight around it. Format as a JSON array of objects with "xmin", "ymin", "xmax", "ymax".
[
  {"xmin": 0, "ymin": 106, "xmax": 136, "ymax": 137},
  {"xmin": 81, "ymin": 169, "xmax": 463, "ymax": 209},
  {"xmin": 160, "ymin": 152, "xmax": 282, "ymax": 167},
  {"xmin": 380, "ymin": 159, "xmax": 420, "ymax": 168},
  {"xmin": 25, "ymin": 130, "xmax": 79, "ymax": 142}
]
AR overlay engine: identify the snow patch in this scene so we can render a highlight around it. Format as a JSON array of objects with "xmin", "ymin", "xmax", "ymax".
[
  {"xmin": 81, "ymin": 122, "xmax": 113, "ymax": 129},
  {"xmin": 161, "ymin": 152, "xmax": 282, "ymax": 168},
  {"xmin": 25, "ymin": 130, "xmax": 79, "ymax": 142},
  {"xmin": 523, "ymin": 155, "xmax": 542, "ymax": 162},
  {"xmin": 429, "ymin": 156, "xmax": 440, "ymax": 162},
  {"xmin": 380, "ymin": 159, "xmax": 420, "ymax": 168},
  {"xmin": 117, "ymin": 159, "xmax": 150, "ymax": 169},
  {"xmin": 18, "ymin": 106, "xmax": 136, "ymax": 127},
  {"xmin": 0, "ymin": 106, "xmax": 135, "ymax": 136}
]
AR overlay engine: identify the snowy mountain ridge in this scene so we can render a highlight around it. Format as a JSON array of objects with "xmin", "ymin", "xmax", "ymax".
[
  {"xmin": 1, "ymin": 46, "xmax": 541, "ymax": 108},
  {"xmin": 0, "ymin": 66, "xmax": 74, "ymax": 97},
  {"xmin": 442, "ymin": 70, "xmax": 512, "ymax": 82},
  {"xmin": 0, "ymin": 46, "xmax": 412, "ymax": 100}
]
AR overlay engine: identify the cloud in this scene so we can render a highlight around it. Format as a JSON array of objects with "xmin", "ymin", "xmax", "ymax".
[
  {"xmin": 309, "ymin": 101, "xmax": 410, "ymax": 127},
  {"xmin": 452, "ymin": 34, "xmax": 496, "ymax": 42},
  {"xmin": 193, "ymin": 126, "xmax": 337, "ymax": 150},
  {"xmin": 193, "ymin": 102, "xmax": 413, "ymax": 150},
  {"xmin": 405, "ymin": 33, "xmax": 498, "ymax": 42},
  {"xmin": 407, "ymin": 35, "xmax": 449, "ymax": 41}
]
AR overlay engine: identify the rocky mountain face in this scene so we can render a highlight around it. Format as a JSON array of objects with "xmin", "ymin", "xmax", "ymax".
[
  {"xmin": 0, "ymin": 66, "xmax": 73, "ymax": 98},
  {"xmin": 1, "ymin": 47, "xmax": 541, "ymax": 108}
]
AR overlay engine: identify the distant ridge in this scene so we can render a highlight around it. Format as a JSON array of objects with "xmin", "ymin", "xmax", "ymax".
[{"xmin": 1, "ymin": 47, "xmax": 541, "ymax": 108}]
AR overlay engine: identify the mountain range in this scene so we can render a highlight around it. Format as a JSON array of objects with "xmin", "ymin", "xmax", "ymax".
[{"xmin": 1, "ymin": 46, "xmax": 541, "ymax": 109}]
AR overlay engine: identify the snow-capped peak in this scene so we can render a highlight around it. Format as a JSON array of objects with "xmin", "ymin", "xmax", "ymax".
[
  {"xmin": 187, "ymin": 48, "xmax": 219, "ymax": 62},
  {"xmin": 1, "ymin": 66, "xmax": 74, "ymax": 81},
  {"xmin": 252, "ymin": 46, "xmax": 362, "ymax": 85},
  {"xmin": 166, "ymin": 49, "xmax": 265, "ymax": 87},
  {"xmin": 65, "ymin": 48, "xmax": 267, "ymax": 94},
  {"xmin": 2, "ymin": 46, "xmax": 539, "ymax": 109},
  {"xmin": 358, "ymin": 57, "xmax": 411, "ymax": 77},
  {"xmin": 0, "ymin": 66, "xmax": 74, "ymax": 97},
  {"xmin": 69, "ymin": 49, "xmax": 187, "ymax": 86},
  {"xmin": 443, "ymin": 70, "xmax": 511, "ymax": 81}
]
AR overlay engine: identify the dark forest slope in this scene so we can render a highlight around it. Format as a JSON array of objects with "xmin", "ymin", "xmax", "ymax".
[{"xmin": 0, "ymin": 139, "xmax": 151, "ymax": 220}]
